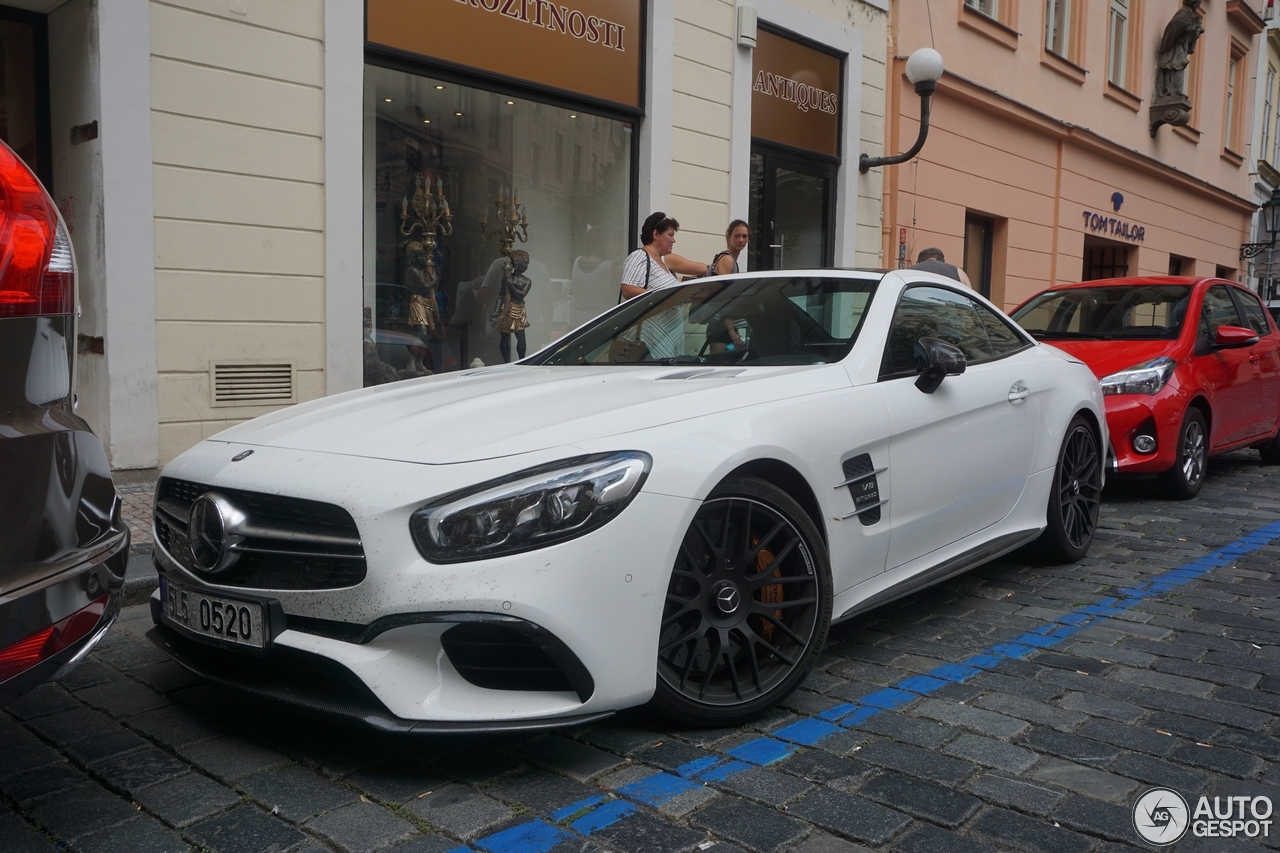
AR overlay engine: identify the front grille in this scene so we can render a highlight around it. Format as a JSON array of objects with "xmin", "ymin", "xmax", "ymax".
[
  {"xmin": 154, "ymin": 477, "xmax": 366, "ymax": 590},
  {"xmin": 441, "ymin": 623, "xmax": 576, "ymax": 694}
]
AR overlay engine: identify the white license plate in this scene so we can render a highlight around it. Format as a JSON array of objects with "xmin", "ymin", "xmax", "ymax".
[{"xmin": 161, "ymin": 577, "xmax": 265, "ymax": 649}]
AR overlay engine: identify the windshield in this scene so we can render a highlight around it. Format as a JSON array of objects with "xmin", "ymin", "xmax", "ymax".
[
  {"xmin": 1012, "ymin": 284, "xmax": 1193, "ymax": 340},
  {"xmin": 532, "ymin": 275, "xmax": 878, "ymax": 366}
]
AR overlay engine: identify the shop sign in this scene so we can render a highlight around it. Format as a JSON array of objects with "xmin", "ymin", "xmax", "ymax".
[
  {"xmin": 751, "ymin": 27, "xmax": 842, "ymax": 158},
  {"xmin": 1082, "ymin": 209, "xmax": 1146, "ymax": 242},
  {"xmin": 367, "ymin": 0, "xmax": 643, "ymax": 110}
]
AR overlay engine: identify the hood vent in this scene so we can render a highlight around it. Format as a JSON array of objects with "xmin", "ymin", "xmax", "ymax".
[{"xmin": 211, "ymin": 362, "xmax": 295, "ymax": 407}]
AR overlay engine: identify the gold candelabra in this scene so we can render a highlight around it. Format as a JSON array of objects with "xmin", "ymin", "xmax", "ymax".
[
  {"xmin": 399, "ymin": 173, "xmax": 453, "ymax": 281},
  {"xmin": 480, "ymin": 188, "xmax": 529, "ymax": 257}
]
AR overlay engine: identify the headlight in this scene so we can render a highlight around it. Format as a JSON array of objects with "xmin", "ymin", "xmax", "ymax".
[
  {"xmin": 1099, "ymin": 356, "xmax": 1176, "ymax": 396},
  {"xmin": 410, "ymin": 452, "xmax": 651, "ymax": 563}
]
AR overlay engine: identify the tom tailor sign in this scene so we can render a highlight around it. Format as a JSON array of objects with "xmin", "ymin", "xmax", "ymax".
[
  {"xmin": 367, "ymin": 0, "xmax": 642, "ymax": 110},
  {"xmin": 1083, "ymin": 209, "xmax": 1147, "ymax": 242},
  {"xmin": 751, "ymin": 28, "xmax": 842, "ymax": 158}
]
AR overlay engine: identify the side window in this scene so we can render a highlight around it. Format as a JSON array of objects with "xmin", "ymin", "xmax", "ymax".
[
  {"xmin": 975, "ymin": 302, "xmax": 1028, "ymax": 355},
  {"xmin": 882, "ymin": 286, "xmax": 994, "ymax": 377},
  {"xmin": 1200, "ymin": 285, "xmax": 1243, "ymax": 338},
  {"xmin": 1231, "ymin": 288, "xmax": 1273, "ymax": 336}
]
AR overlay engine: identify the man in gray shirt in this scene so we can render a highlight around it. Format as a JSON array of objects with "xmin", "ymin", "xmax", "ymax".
[{"xmin": 910, "ymin": 247, "xmax": 972, "ymax": 288}]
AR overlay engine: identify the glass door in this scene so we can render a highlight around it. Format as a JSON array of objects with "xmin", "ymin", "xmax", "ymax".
[{"xmin": 748, "ymin": 146, "xmax": 835, "ymax": 271}]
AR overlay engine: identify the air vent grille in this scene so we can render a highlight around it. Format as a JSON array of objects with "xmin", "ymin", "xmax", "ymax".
[{"xmin": 210, "ymin": 362, "xmax": 294, "ymax": 407}]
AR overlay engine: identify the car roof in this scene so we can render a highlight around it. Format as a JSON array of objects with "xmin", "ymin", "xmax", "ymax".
[{"xmin": 1045, "ymin": 276, "xmax": 1212, "ymax": 290}]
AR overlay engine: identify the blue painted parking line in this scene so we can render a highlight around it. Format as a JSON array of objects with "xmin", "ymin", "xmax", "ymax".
[
  {"xmin": 726, "ymin": 736, "xmax": 797, "ymax": 765},
  {"xmin": 569, "ymin": 799, "xmax": 636, "ymax": 834},
  {"xmin": 616, "ymin": 771, "xmax": 703, "ymax": 806},
  {"xmin": 548, "ymin": 795, "xmax": 607, "ymax": 822},
  {"xmin": 473, "ymin": 819, "xmax": 572, "ymax": 853},
  {"xmin": 454, "ymin": 520, "xmax": 1280, "ymax": 853}
]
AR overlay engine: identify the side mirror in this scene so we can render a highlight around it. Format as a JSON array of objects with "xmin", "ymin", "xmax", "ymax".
[
  {"xmin": 1214, "ymin": 325, "xmax": 1259, "ymax": 348},
  {"xmin": 914, "ymin": 337, "xmax": 967, "ymax": 393}
]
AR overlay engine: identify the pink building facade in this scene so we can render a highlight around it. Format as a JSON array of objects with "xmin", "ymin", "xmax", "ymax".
[{"xmin": 882, "ymin": 0, "xmax": 1265, "ymax": 310}]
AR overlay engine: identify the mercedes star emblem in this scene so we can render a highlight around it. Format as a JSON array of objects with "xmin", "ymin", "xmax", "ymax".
[
  {"xmin": 187, "ymin": 492, "xmax": 247, "ymax": 575},
  {"xmin": 715, "ymin": 585, "xmax": 741, "ymax": 615}
]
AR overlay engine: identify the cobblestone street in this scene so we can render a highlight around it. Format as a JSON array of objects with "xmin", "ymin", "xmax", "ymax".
[{"xmin": 4, "ymin": 454, "xmax": 1280, "ymax": 853}]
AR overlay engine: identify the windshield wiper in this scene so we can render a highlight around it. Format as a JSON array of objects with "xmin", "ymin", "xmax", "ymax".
[
  {"xmin": 653, "ymin": 356, "xmax": 705, "ymax": 365},
  {"xmin": 1022, "ymin": 329, "xmax": 1114, "ymax": 340}
]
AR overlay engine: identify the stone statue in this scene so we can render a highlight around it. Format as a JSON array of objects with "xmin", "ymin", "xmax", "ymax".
[
  {"xmin": 492, "ymin": 249, "xmax": 533, "ymax": 363},
  {"xmin": 1150, "ymin": 0, "xmax": 1203, "ymax": 136}
]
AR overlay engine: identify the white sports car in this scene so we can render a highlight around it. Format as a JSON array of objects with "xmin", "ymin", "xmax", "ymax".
[{"xmin": 148, "ymin": 269, "xmax": 1106, "ymax": 731}]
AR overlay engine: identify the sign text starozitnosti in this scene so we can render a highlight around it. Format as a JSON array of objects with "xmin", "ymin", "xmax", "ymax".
[
  {"xmin": 753, "ymin": 71, "xmax": 838, "ymax": 115},
  {"xmin": 453, "ymin": 0, "xmax": 628, "ymax": 51}
]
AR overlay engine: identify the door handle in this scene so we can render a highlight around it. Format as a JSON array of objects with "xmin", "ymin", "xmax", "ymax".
[
  {"xmin": 770, "ymin": 238, "xmax": 784, "ymax": 269},
  {"xmin": 1008, "ymin": 381, "xmax": 1030, "ymax": 403}
]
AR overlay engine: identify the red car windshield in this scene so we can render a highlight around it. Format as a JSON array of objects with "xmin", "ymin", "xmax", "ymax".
[{"xmin": 1013, "ymin": 284, "xmax": 1193, "ymax": 341}]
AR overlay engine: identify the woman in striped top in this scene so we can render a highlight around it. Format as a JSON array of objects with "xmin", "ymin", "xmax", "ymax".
[{"xmin": 619, "ymin": 212, "xmax": 706, "ymax": 359}]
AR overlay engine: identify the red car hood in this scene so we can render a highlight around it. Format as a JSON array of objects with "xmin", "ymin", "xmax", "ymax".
[{"xmin": 1044, "ymin": 339, "xmax": 1177, "ymax": 379}]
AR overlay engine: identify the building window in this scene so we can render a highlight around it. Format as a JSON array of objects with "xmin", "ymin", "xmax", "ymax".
[
  {"xmin": 1169, "ymin": 254, "xmax": 1191, "ymax": 276},
  {"xmin": 1225, "ymin": 42, "xmax": 1248, "ymax": 155},
  {"xmin": 1083, "ymin": 241, "xmax": 1129, "ymax": 280},
  {"xmin": 1263, "ymin": 66, "xmax": 1275, "ymax": 163},
  {"xmin": 1107, "ymin": 0, "xmax": 1129, "ymax": 88},
  {"xmin": 364, "ymin": 65, "xmax": 633, "ymax": 384},
  {"xmin": 965, "ymin": 0, "xmax": 999, "ymax": 18},
  {"xmin": 1045, "ymin": 0, "xmax": 1071, "ymax": 58}
]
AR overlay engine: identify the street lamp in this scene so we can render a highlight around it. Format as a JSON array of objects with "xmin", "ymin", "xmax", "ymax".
[
  {"xmin": 1240, "ymin": 186, "xmax": 1280, "ymax": 300},
  {"xmin": 860, "ymin": 48, "xmax": 945, "ymax": 173}
]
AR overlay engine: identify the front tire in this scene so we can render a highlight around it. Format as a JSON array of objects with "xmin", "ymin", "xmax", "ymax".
[
  {"xmin": 1158, "ymin": 407, "xmax": 1208, "ymax": 500},
  {"xmin": 1038, "ymin": 414, "xmax": 1102, "ymax": 563},
  {"xmin": 650, "ymin": 476, "xmax": 832, "ymax": 727},
  {"xmin": 1259, "ymin": 430, "xmax": 1280, "ymax": 465}
]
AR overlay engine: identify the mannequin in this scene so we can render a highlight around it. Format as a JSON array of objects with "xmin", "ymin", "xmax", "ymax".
[{"xmin": 492, "ymin": 249, "xmax": 533, "ymax": 362}]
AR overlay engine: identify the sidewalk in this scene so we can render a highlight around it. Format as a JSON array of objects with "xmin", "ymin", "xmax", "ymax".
[{"xmin": 115, "ymin": 473, "xmax": 159, "ymax": 606}]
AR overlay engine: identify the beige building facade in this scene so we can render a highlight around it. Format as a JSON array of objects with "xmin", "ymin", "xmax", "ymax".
[
  {"xmin": 5, "ymin": 0, "xmax": 888, "ymax": 469},
  {"xmin": 881, "ymin": 0, "xmax": 1265, "ymax": 310}
]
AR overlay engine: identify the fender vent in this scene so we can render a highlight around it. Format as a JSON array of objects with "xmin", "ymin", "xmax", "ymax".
[
  {"xmin": 842, "ymin": 453, "xmax": 882, "ymax": 526},
  {"xmin": 210, "ymin": 362, "xmax": 294, "ymax": 407}
]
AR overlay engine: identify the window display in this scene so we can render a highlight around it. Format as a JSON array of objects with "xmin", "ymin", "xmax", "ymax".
[{"xmin": 364, "ymin": 65, "xmax": 633, "ymax": 385}]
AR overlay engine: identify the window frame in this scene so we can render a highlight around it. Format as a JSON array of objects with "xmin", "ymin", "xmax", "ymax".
[
  {"xmin": 1228, "ymin": 285, "xmax": 1277, "ymax": 335},
  {"xmin": 1263, "ymin": 65, "xmax": 1276, "ymax": 165},
  {"xmin": 1224, "ymin": 38, "xmax": 1250, "ymax": 159},
  {"xmin": 1107, "ymin": 0, "xmax": 1129, "ymax": 88},
  {"xmin": 878, "ymin": 282, "xmax": 1034, "ymax": 381}
]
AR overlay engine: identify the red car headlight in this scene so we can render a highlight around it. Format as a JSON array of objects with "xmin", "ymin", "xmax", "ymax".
[{"xmin": 1100, "ymin": 357, "xmax": 1176, "ymax": 396}]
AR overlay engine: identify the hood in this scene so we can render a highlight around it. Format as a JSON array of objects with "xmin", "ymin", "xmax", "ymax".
[
  {"xmin": 207, "ymin": 364, "xmax": 842, "ymax": 465},
  {"xmin": 1038, "ymin": 339, "xmax": 1178, "ymax": 379}
]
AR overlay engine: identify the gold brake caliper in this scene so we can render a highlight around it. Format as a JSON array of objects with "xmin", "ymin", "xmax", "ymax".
[{"xmin": 754, "ymin": 537, "xmax": 783, "ymax": 642}]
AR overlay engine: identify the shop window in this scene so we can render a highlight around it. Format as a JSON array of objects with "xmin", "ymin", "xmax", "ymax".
[
  {"xmin": 1168, "ymin": 254, "xmax": 1192, "ymax": 276},
  {"xmin": 963, "ymin": 213, "xmax": 995, "ymax": 299},
  {"xmin": 364, "ymin": 65, "xmax": 633, "ymax": 385},
  {"xmin": 1083, "ymin": 239, "xmax": 1129, "ymax": 280},
  {"xmin": 1216, "ymin": 264, "xmax": 1237, "ymax": 281}
]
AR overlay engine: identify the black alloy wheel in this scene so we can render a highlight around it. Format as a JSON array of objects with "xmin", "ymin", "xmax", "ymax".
[
  {"xmin": 651, "ymin": 476, "xmax": 831, "ymax": 726},
  {"xmin": 1038, "ymin": 414, "xmax": 1102, "ymax": 563},
  {"xmin": 1158, "ymin": 407, "xmax": 1208, "ymax": 500}
]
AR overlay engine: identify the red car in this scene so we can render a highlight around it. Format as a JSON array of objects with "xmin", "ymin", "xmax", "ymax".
[{"xmin": 1012, "ymin": 276, "xmax": 1280, "ymax": 499}]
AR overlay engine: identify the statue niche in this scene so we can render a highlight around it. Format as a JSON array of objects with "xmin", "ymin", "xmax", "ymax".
[{"xmin": 1150, "ymin": 0, "xmax": 1204, "ymax": 137}]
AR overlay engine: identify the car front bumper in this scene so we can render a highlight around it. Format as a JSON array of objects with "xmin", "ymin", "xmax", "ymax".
[
  {"xmin": 1102, "ymin": 392, "xmax": 1185, "ymax": 474},
  {"xmin": 150, "ymin": 440, "xmax": 699, "ymax": 728}
]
